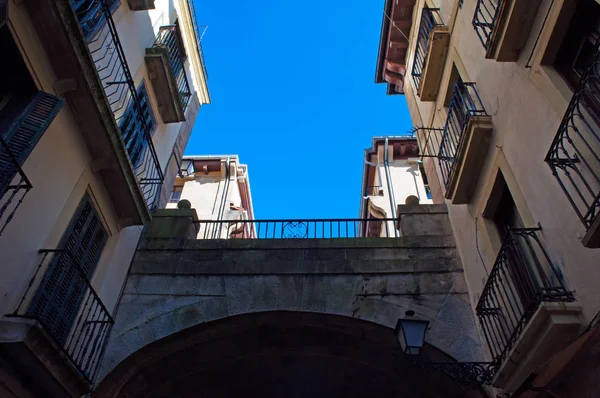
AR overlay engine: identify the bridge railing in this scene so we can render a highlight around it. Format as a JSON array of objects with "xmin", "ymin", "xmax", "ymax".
[{"xmin": 193, "ymin": 218, "xmax": 399, "ymax": 239}]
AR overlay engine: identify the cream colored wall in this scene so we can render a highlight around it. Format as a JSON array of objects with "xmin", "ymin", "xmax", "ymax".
[
  {"xmin": 0, "ymin": 0, "xmax": 205, "ymax": 318},
  {"xmin": 0, "ymin": 4, "xmax": 146, "ymax": 317},
  {"xmin": 402, "ymin": 0, "xmax": 600, "ymax": 326}
]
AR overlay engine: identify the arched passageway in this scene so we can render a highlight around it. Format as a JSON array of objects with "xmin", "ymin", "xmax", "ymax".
[{"xmin": 95, "ymin": 311, "xmax": 487, "ymax": 398}]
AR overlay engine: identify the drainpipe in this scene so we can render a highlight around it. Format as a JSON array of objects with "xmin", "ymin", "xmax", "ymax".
[
  {"xmin": 360, "ymin": 151, "xmax": 385, "ymax": 237},
  {"xmin": 384, "ymin": 138, "xmax": 398, "ymax": 236},
  {"xmin": 216, "ymin": 157, "xmax": 231, "ymax": 238}
]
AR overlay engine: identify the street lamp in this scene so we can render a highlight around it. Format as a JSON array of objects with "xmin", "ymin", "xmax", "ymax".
[
  {"xmin": 395, "ymin": 309, "xmax": 497, "ymax": 386},
  {"xmin": 395, "ymin": 310, "xmax": 429, "ymax": 355}
]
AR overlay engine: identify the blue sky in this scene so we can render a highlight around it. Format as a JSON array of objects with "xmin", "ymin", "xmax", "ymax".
[{"xmin": 186, "ymin": 0, "xmax": 412, "ymax": 219}]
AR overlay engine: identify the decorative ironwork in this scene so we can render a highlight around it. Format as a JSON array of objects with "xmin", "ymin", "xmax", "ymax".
[
  {"xmin": 74, "ymin": 0, "xmax": 164, "ymax": 210},
  {"xmin": 194, "ymin": 218, "xmax": 399, "ymax": 239},
  {"xmin": 153, "ymin": 25, "xmax": 192, "ymax": 110},
  {"xmin": 412, "ymin": 8, "xmax": 444, "ymax": 91},
  {"xmin": 416, "ymin": 361, "xmax": 498, "ymax": 386},
  {"xmin": 186, "ymin": 0, "xmax": 208, "ymax": 80},
  {"xmin": 282, "ymin": 222, "xmax": 308, "ymax": 238},
  {"xmin": 546, "ymin": 38, "xmax": 600, "ymax": 232},
  {"xmin": 476, "ymin": 228, "xmax": 575, "ymax": 368},
  {"xmin": 473, "ymin": 0, "xmax": 504, "ymax": 50},
  {"xmin": 438, "ymin": 82, "xmax": 488, "ymax": 188},
  {"xmin": 9, "ymin": 249, "xmax": 114, "ymax": 384},
  {"xmin": 413, "ymin": 126, "xmax": 445, "ymax": 159}
]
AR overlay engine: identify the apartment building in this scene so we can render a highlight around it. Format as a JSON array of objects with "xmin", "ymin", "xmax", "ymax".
[
  {"xmin": 376, "ymin": 0, "xmax": 600, "ymax": 395},
  {"xmin": 166, "ymin": 155, "xmax": 255, "ymax": 239},
  {"xmin": 0, "ymin": 0, "xmax": 209, "ymax": 395}
]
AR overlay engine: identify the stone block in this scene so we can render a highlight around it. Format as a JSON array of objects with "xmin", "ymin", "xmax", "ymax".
[
  {"xmin": 362, "ymin": 274, "xmax": 416, "ymax": 296},
  {"xmin": 418, "ymin": 272, "xmax": 461, "ymax": 294},
  {"xmin": 326, "ymin": 275, "xmax": 361, "ymax": 315},
  {"xmin": 131, "ymin": 250, "xmax": 180, "ymax": 274},
  {"xmin": 398, "ymin": 213, "xmax": 453, "ymax": 236},
  {"xmin": 131, "ymin": 275, "xmax": 171, "ymax": 295},
  {"xmin": 224, "ymin": 277, "xmax": 253, "ymax": 315},
  {"xmin": 167, "ymin": 275, "xmax": 225, "ymax": 296},
  {"xmin": 277, "ymin": 276, "xmax": 304, "ymax": 310},
  {"xmin": 345, "ymin": 248, "xmax": 410, "ymax": 261},
  {"xmin": 119, "ymin": 323, "xmax": 156, "ymax": 355},
  {"xmin": 301, "ymin": 276, "xmax": 331, "ymax": 312},
  {"xmin": 176, "ymin": 258, "xmax": 227, "ymax": 274},
  {"xmin": 251, "ymin": 276, "xmax": 279, "ymax": 312},
  {"xmin": 171, "ymin": 301, "xmax": 205, "ymax": 331},
  {"xmin": 201, "ymin": 297, "xmax": 229, "ymax": 322}
]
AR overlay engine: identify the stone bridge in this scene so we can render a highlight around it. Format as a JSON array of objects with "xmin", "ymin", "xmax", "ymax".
[{"xmin": 95, "ymin": 205, "xmax": 486, "ymax": 397}]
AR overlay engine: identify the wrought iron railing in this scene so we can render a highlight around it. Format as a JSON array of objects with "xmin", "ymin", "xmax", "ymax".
[
  {"xmin": 473, "ymin": 0, "xmax": 504, "ymax": 51},
  {"xmin": 10, "ymin": 249, "xmax": 114, "ymax": 383},
  {"xmin": 154, "ymin": 25, "xmax": 192, "ymax": 110},
  {"xmin": 186, "ymin": 0, "xmax": 208, "ymax": 81},
  {"xmin": 476, "ymin": 228, "xmax": 574, "ymax": 367},
  {"xmin": 546, "ymin": 39, "xmax": 600, "ymax": 232},
  {"xmin": 74, "ymin": 0, "xmax": 164, "ymax": 210},
  {"xmin": 414, "ymin": 126, "xmax": 445, "ymax": 159},
  {"xmin": 193, "ymin": 218, "xmax": 399, "ymax": 239},
  {"xmin": 438, "ymin": 82, "xmax": 488, "ymax": 188},
  {"xmin": 0, "ymin": 135, "xmax": 32, "ymax": 237},
  {"xmin": 412, "ymin": 8, "xmax": 444, "ymax": 91}
]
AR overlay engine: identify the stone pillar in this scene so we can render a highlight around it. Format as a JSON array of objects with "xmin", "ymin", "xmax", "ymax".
[
  {"xmin": 145, "ymin": 200, "xmax": 199, "ymax": 239},
  {"xmin": 395, "ymin": 204, "xmax": 452, "ymax": 236}
]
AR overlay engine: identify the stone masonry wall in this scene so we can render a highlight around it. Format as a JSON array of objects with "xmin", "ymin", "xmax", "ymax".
[{"xmin": 98, "ymin": 231, "xmax": 484, "ymax": 383}]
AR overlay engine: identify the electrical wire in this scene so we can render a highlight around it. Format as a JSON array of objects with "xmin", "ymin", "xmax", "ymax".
[{"xmin": 383, "ymin": 10, "xmax": 410, "ymax": 42}]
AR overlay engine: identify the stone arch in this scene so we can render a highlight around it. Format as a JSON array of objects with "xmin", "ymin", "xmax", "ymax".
[{"xmin": 95, "ymin": 311, "xmax": 487, "ymax": 398}]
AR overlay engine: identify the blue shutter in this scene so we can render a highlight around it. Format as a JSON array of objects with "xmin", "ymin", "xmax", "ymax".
[
  {"xmin": 0, "ymin": 92, "xmax": 63, "ymax": 194},
  {"xmin": 28, "ymin": 194, "xmax": 108, "ymax": 345},
  {"xmin": 119, "ymin": 83, "xmax": 155, "ymax": 169}
]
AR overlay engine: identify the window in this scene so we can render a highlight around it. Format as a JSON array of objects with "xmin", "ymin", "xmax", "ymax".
[
  {"xmin": 443, "ymin": 64, "xmax": 463, "ymax": 108},
  {"xmin": 419, "ymin": 163, "xmax": 432, "ymax": 200},
  {"xmin": 169, "ymin": 186, "xmax": 183, "ymax": 203},
  {"xmin": 484, "ymin": 171, "xmax": 524, "ymax": 242},
  {"xmin": 0, "ymin": 26, "xmax": 62, "ymax": 194},
  {"xmin": 72, "ymin": 0, "xmax": 121, "ymax": 40},
  {"xmin": 28, "ymin": 194, "xmax": 108, "ymax": 344},
  {"xmin": 555, "ymin": 0, "xmax": 600, "ymax": 90},
  {"xmin": 119, "ymin": 82, "xmax": 156, "ymax": 169}
]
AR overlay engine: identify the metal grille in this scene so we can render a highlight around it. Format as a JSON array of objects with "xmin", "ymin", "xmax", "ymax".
[
  {"xmin": 476, "ymin": 228, "xmax": 574, "ymax": 367},
  {"xmin": 0, "ymin": 92, "xmax": 63, "ymax": 236},
  {"xmin": 186, "ymin": 0, "xmax": 208, "ymax": 81},
  {"xmin": 412, "ymin": 8, "xmax": 444, "ymax": 91},
  {"xmin": 194, "ymin": 218, "xmax": 399, "ymax": 239},
  {"xmin": 473, "ymin": 0, "xmax": 504, "ymax": 51},
  {"xmin": 74, "ymin": 0, "xmax": 164, "ymax": 210},
  {"xmin": 154, "ymin": 25, "xmax": 192, "ymax": 110},
  {"xmin": 439, "ymin": 82, "xmax": 488, "ymax": 188},
  {"xmin": 27, "ymin": 194, "xmax": 108, "ymax": 345},
  {"xmin": 546, "ymin": 38, "xmax": 600, "ymax": 231}
]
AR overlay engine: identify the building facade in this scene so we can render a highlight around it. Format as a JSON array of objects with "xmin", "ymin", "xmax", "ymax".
[
  {"xmin": 376, "ymin": 0, "xmax": 600, "ymax": 395},
  {"xmin": 166, "ymin": 155, "xmax": 255, "ymax": 239},
  {"xmin": 0, "ymin": 0, "xmax": 209, "ymax": 395}
]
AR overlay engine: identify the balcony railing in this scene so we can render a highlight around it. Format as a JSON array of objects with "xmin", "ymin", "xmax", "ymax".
[
  {"xmin": 154, "ymin": 25, "xmax": 192, "ymax": 110},
  {"xmin": 193, "ymin": 218, "xmax": 399, "ymax": 239},
  {"xmin": 0, "ymin": 135, "xmax": 32, "ymax": 237},
  {"xmin": 476, "ymin": 228, "xmax": 574, "ymax": 367},
  {"xmin": 438, "ymin": 82, "xmax": 488, "ymax": 188},
  {"xmin": 186, "ymin": 0, "xmax": 208, "ymax": 81},
  {"xmin": 10, "ymin": 249, "xmax": 114, "ymax": 383},
  {"xmin": 412, "ymin": 8, "xmax": 444, "ymax": 91},
  {"xmin": 473, "ymin": 0, "xmax": 504, "ymax": 51},
  {"xmin": 546, "ymin": 39, "xmax": 600, "ymax": 240},
  {"xmin": 75, "ymin": 0, "xmax": 164, "ymax": 210}
]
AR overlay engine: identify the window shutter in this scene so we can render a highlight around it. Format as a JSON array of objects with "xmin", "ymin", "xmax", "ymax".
[
  {"xmin": 0, "ymin": 0, "xmax": 8, "ymax": 29},
  {"xmin": 27, "ymin": 194, "xmax": 108, "ymax": 345},
  {"xmin": 0, "ymin": 92, "xmax": 63, "ymax": 194}
]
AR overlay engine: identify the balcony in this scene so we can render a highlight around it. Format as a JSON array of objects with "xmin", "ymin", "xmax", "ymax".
[
  {"xmin": 412, "ymin": 8, "xmax": 450, "ymax": 101},
  {"xmin": 546, "ymin": 40, "xmax": 600, "ymax": 248},
  {"xmin": 439, "ymin": 82, "xmax": 493, "ymax": 204},
  {"xmin": 126, "ymin": 0, "xmax": 154, "ymax": 11},
  {"xmin": 3, "ymin": 250, "xmax": 113, "ymax": 394},
  {"xmin": 473, "ymin": 0, "xmax": 541, "ymax": 62},
  {"xmin": 365, "ymin": 185, "xmax": 383, "ymax": 196},
  {"xmin": 476, "ymin": 228, "xmax": 580, "ymax": 392},
  {"xmin": 145, "ymin": 25, "xmax": 192, "ymax": 123}
]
